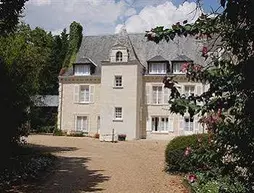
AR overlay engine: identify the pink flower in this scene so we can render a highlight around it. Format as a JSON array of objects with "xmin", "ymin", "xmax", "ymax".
[
  {"xmin": 184, "ymin": 147, "xmax": 191, "ymax": 156},
  {"xmin": 180, "ymin": 63, "xmax": 189, "ymax": 72},
  {"xmin": 188, "ymin": 174, "xmax": 197, "ymax": 183}
]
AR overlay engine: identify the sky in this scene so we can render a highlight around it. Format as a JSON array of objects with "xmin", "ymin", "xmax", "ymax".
[{"xmin": 23, "ymin": 0, "xmax": 220, "ymax": 35}]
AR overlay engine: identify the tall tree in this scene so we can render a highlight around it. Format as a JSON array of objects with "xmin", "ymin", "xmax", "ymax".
[
  {"xmin": 63, "ymin": 21, "xmax": 83, "ymax": 67},
  {"xmin": 146, "ymin": 0, "xmax": 254, "ymax": 191},
  {"xmin": 0, "ymin": 0, "xmax": 28, "ymax": 35}
]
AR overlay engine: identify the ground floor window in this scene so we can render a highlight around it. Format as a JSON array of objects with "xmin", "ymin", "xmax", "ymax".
[
  {"xmin": 76, "ymin": 116, "xmax": 88, "ymax": 131},
  {"xmin": 151, "ymin": 117, "xmax": 169, "ymax": 132},
  {"xmin": 184, "ymin": 117, "xmax": 194, "ymax": 131}
]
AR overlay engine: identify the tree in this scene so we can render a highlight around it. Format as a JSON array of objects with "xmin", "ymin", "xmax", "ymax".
[
  {"xmin": 146, "ymin": 0, "xmax": 254, "ymax": 191},
  {"xmin": 0, "ymin": 0, "xmax": 28, "ymax": 35},
  {"xmin": 63, "ymin": 21, "xmax": 83, "ymax": 67}
]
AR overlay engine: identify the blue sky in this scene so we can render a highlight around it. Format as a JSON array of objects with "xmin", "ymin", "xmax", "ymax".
[{"xmin": 24, "ymin": 0, "xmax": 221, "ymax": 35}]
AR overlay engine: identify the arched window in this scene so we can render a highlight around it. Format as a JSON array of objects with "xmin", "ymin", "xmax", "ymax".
[{"xmin": 116, "ymin": 51, "xmax": 123, "ymax": 62}]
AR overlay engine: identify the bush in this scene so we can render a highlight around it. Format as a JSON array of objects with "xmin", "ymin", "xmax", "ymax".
[
  {"xmin": 67, "ymin": 130, "xmax": 86, "ymax": 137},
  {"xmin": 165, "ymin": 133, "xmax": 209, "ymax": 173},
  {"xmin": 53, "ymin": 128, "xmax": 64, "ymax": 136}
]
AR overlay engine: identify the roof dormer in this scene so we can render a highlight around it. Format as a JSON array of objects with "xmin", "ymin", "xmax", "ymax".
[
  {"xmin": 171, "ymin": 55, "xmax": 193, "ymax": 74},
  {"xmin": 73, "ymin": 57, "xmax": 97, "ymax": 76},
  {"xmin": 110, "ymin": 44, "xmax": 129, "ymax": 63},
  {"xmin": 147, "ymin": 55, "xmax": 169, "ymax": 75}
]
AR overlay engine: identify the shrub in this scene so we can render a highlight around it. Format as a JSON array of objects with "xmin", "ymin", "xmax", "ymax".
[
  {"xmin": 165, "ymin": 133, "xmax": 209, "ymax": 173},
  {"xmin": 53, "ymin": 128, "xmax": 64, "ymax": 136},
  {"xmin": 67, "ymin": 131, "xmax": 85, "ymax": 137}
]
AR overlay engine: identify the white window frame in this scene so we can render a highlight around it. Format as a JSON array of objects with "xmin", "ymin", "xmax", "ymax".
[
  {"xmin": 114, "ymin": 107, "xmax": 123, "ymax": 120},
  {"xmin": 75, "ymin": 116, "xmax": 88, "ymax": 132},
  {"xmin": 173, "ymin": 62, "xmax": 185, "ymax": 74},
  {"xmin": 74, "ymin": 85, "xmax": 94, "ymax": 104},
  {"xmin": 74, "ymin": 65, "xmax": 90, "ymax": 76},
  {"xmin": 114, "ymin": 75, "xmax": 123, "ymax": 87},
  {"xmin": 116, "ymin": 51, "xmax": 123, "ymax": 62},
  {"xmin": 151, "ymin": 116, "xmax": 170, "ymax": 133},
  {"xmin": 184, "ymin": 117, "xmax": 194, "ymax": 132},
  {"xmin": 149, "ymin": 63, "xmax": 166, "ymax": 74},
  {"xmin": 184, "ymin": 85, "xmax": 195, "ymax": 97},
  {"xmin": 79, "ymin": 85, "xmax": 90, "ymax": 103},
  {"xmin": 152, "ymin": 85, "xmax": 163, "ymax": 105}
]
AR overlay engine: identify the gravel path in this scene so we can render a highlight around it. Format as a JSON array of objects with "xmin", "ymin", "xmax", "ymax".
[{"xmin": 22, "ymin": 135, "xmax": 187, "ymax": 193}]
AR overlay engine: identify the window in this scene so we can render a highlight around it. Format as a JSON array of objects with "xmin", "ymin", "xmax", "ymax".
[
  {"xmin": 76, "ymin": 116, "xmax": 88, "ymax": 131},
  {"xmin": 74, "ymin": 65, "xmax": 90, "ymax": 76},
  {"xmin": 80, "ymin": 85, "xmax": 90, "ymax": 103},
  {"xmin": 152, "ymin": 86, "xmax": 163, "ymax": 104},
  {"xmin": 116, "ymin": 51, "xmax": 123, "ymax": 62},
  {"xmin": 152, "ymin": 117, "xmax": 169, "ymax": 132},
  {"xmin": 149, "ymin": 63, "xmax": 166, "ymax": 74},
  {"xmin": 74, "ymin": 85, "xmax": 94, "ymax": 103},
  {"xmin": 173, "ymin": 62, "xmax": 184, "ymax": 74},
  {"xmin": 184, "ymin": 85, "xmax": 195, "ymax": 97},
  {"xmin": 115, "ymin": 76, "xmax": 122, "ymax": 87},
  {"xmin": 115, "ymin": 107, "xmax": 122, "ymax": 119},
  {"xmin": 184, "ymin": 117, "xmax": 194, "ymax": 131}
]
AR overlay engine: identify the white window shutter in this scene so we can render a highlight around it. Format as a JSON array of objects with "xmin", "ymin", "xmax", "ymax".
[
  {"xmin": 196, "ymin": 85, "xmax": 202, "ymax": 96},
  {"xmin": 146, "ymin": 117, "xmax": 151, "ymax": 131},
  {"xmin": 74, "ymin": 85, "xmax": 80, "ymax": 103},
  {"xmin": 164, "ymin": 87, "xmax": 170, "ymax": 104},
  {"xmin": 90, "ymin": 85, "xmax": 95, "ymax": 103},
  {"xmin": 146, "ymin": 85, "xmax": 151, "ymax": 104},
  {"xmin": 169, "ymin": 116, "xmax": 174, "ymax": 132}
]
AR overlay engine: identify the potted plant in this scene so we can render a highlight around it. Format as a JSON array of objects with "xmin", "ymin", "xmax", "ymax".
[
  {"xmin": 94, "ymin": 133, "xmax": 100, "ymax": 139},
  {"xmin": 118, "ymin": 134, "xmax": 126, "ymax": 141}
]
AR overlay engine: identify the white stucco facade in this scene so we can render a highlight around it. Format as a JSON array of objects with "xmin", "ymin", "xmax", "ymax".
[{"xmin": 58, "ymin": 31, "xmax": 208, "ymax": 140}]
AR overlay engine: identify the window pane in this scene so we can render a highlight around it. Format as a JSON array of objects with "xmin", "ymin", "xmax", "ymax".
[
  {"xmin": 115, "ymin": 76, "xmax": 122, "ymax": 87},
  {"xmin": 74, "ymin": 65, "xmax": 90, "ymax": 75},
  {"xmin": 77, "ymin": 117, "xmax": 82, "ymax": 131},
  {"xmin": 80, "ymin": 85, "xmax": 89, "ymax": 102},
  {"xmin": 115, "ymin": 107, "xmax": 122, "ymax": 119},
  {"xmin": 149, "ymin": 63, "xmax": 166, "ymax": 74}
]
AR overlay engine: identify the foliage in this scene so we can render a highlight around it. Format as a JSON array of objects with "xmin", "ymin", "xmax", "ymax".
[
  {"xmin": 165, "ymin": 134, "xmax": 209, "ymax": 173},
  {"xmin": 188, "ymin": 173, "xmax": 247, "ymax": 193},
  {"xmin": 0, "ymin": 145, "xmax": 55, "ymax": 191},
  {"xmin": 53, "ymin": 128, "xmax": 64, "ymax": 136},
  {"xmin": 67, "ymin": 131, "xmax": 85, "ymax": 137},
  {"xmin": 63, "ymin": 21, "xmax": 83, "ymax": 67},
  {"xmin": 146, "ymin": 0, "xmax": 254, "ymax": 191},
  {"xmin": 30, "ymin": 107, "xmax": 57, "ymax": 133},
  {"xmin": 0, "ymin": 0, "xmax": 28, "ymax": 35}
]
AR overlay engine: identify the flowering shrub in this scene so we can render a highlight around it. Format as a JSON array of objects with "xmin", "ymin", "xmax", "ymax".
[{"xmin": 165, "ymin": 134, "xmax": 209, "ymax": 173}]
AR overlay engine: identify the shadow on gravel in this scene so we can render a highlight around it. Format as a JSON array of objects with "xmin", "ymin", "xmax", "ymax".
[{"xmin": 8, "ymin": 145, "xmax": 110, "ymax": 193}]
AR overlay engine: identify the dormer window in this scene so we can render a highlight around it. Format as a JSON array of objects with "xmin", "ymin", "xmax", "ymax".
[
  {"xmin": 147, "ymin": 55, "xmax": 169, "ymax": 75},
  {"xmin": 149, "ymin": 63, "xmax": 166, "ymax": 74},
  {"xmin": 172, "ymin": 62, "xmax": 185, "ymax": 74},
  {"xmin": 171, "ymin": 55, "xmax": 193, "ymax": 74},
  {"xmin": 116, "ymin": 51, "xmax": 123, "ymax": 62},
  {"xmin": 74, "ymin": 65, "xmax": 90, "ymax": 76}
]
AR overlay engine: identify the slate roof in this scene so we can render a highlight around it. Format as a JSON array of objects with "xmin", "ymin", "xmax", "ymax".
[
  {"xmin": 61, "ymin": 32, "xmax": 206, "ymax": 76},
  {"xmin": 147, "ymin": 55, "xmax": 168, "ymax": 62},
  {"xmin": 75, "ymin": 57, "xmax": 97, "ymax": 66},
  {"xmin": 171, "ymin": 55, "xmax": 193, "ymax": 62}
]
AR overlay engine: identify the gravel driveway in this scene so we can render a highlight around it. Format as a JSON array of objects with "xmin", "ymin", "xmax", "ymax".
[{"xmin": 22, "ymin": 135, "xmax": 187, "ymax": 193}]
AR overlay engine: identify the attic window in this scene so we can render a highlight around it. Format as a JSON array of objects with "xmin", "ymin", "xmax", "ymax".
[
  {"xmin": 74, "ymin": 65, "xmax": 90, "ymax": 76},
  {"xmin": 116, "ymin": 51, "xmax": 123, "ymax": 62}
]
